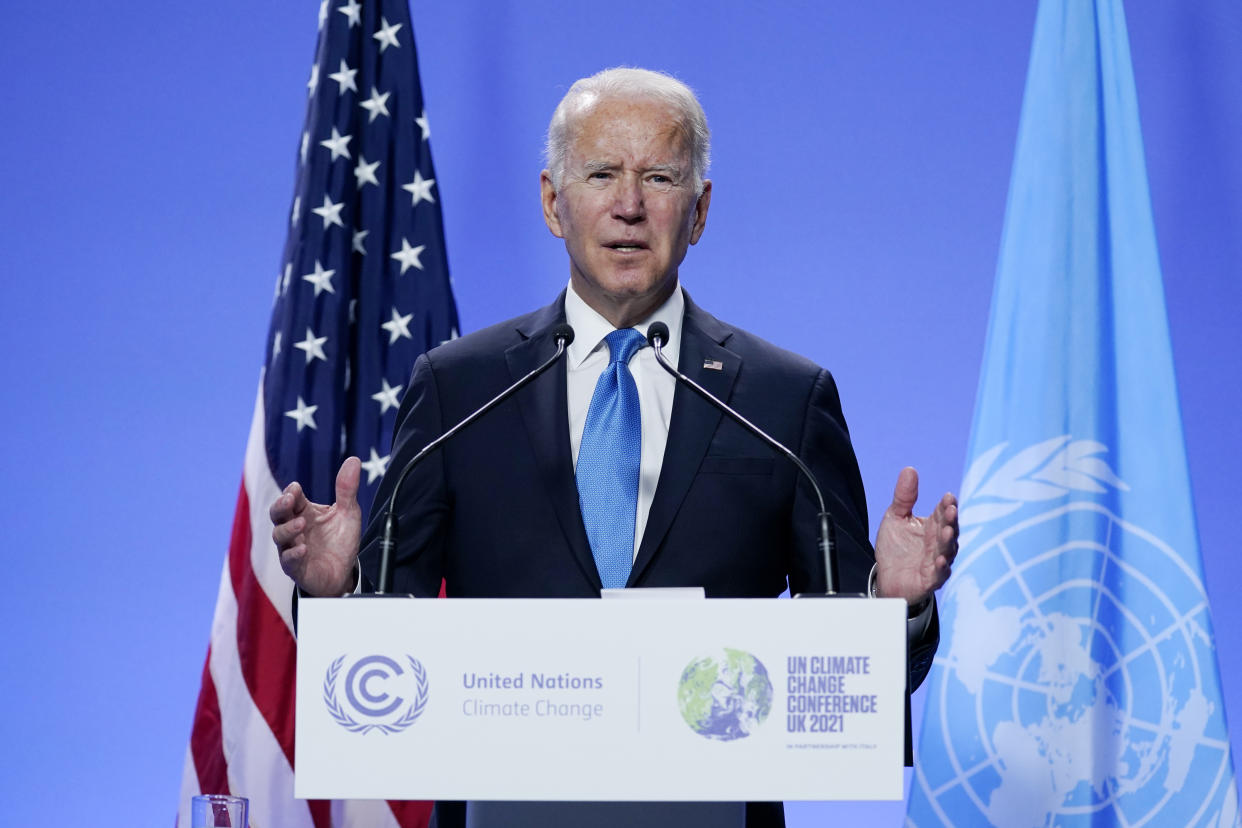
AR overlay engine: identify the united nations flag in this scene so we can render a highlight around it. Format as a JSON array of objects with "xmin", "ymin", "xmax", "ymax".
[{"xmin": 906, "ymin": 1, "xmax": 1240, "ymax": 825}]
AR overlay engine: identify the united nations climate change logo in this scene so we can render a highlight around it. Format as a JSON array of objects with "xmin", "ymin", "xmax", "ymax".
[
  {"xmin": 678, "ymin": 649, "xmax": 773, "ymax": 741},
  {"xmin": 912, "ymin": 437, "xmax": 1239, "ymax": 827},
  {"xmin": 323, "ymin": 654, "xmax": 429, "ymax": 735}
]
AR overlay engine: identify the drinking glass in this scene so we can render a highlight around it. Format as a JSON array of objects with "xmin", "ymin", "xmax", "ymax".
[{"xmin": 191, "ymin": 794, "xmax": 249, "ymax": 828}]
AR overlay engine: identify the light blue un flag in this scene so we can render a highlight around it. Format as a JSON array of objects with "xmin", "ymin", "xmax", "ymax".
[{"xmin": 906, "ymin": 1, "xmax": 1240, "ymax": 825}]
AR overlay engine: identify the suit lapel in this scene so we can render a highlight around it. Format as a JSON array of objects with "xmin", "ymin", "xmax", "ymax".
[
  {"xmin": 628, "ymin": 296, "xmax": 739, "ymax": 586},
  {"xmin": 505, "ymin": 296, "xmax": 602, "ymax": 591}
]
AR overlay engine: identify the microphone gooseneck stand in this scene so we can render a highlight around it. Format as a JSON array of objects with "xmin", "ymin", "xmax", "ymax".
[
  {"xmin": 368, "ymin": 324, "xmax": 576, "ymax": 596},
  {"xmin": 645, "ymin": 322, "xmax": 861, "ymax": 598}
]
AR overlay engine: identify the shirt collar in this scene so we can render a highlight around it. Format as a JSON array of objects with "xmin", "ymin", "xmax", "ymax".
[{"xmin": 564, "ymin": 280, "xmax": 684, "ymax": 369}]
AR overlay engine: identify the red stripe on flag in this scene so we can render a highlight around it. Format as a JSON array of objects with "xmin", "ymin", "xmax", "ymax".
[
  {"xmin": 386, "ymin": 800, "xmax": 432, "ymax": 828},
  {"xmin": 228, "ymin": 482, "xmax": 297, "ymax": 762},
  {"xmin": 189, "ymin": 647, "xmax": 228, "ymax": 795},
  {"xmin": 308, "ymin": 798, "xmax": 332, "ymax": 827},
  {"xmin": 227, "ymin": 481, "xmax": 333, "ymax": 828}
]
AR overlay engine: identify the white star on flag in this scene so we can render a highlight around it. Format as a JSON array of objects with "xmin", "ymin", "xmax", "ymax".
[
  {"xmin": 402, "ymin": 170, "xmax": 436, "ymax": 206},
  {"xmin": 294, "ymin": 327, "xmax": 329, "ymax": 364},
  {"xmin": 328, "ymin": 59, "xmax": 358, "ymax": 94},
  {"xmin": 374, "ymin": 17, "xmax": 403, "ymax": 52},
  {"xmin": 290, "ymin": 195, "xmax": 300, "ymax": 227},
  {"xmin": 381, "ymin": 307, "xmax": 414, "ymax": 344},
  {"xmin": 282, "ymin": 263, "xmax": 292, "ymax": 293},
  {"xmin": 354, "ymin": 155, "xmax": 380, "ymax": 188},
  {"xmin": 285, "ymin": 396, "xmax": 319, "ymax": 431},
  {"xmin": 390, "ymin": 238, "xmax": 426, "ymax": 273},
  {"xmin": 352, "ymin": 229, "xmax": 368, "ymax": 255},
  {"xmin": 307, "ymin": 64, "xmax": 319, "ymax": 96},
  {"xmin": 360, "ymin": 448, "xmax": 391, "ymax": 484},
  {"xmin": 312, "ymin": 194, "xmax": 345, "ymax": 228},
  {"xmin": 318, "ymin": 0, "xmax": 328, "ymax": 28},
  {"xmin": 337, "ymin": 0, "xmax": 361, "ymax": 27},
  {"xmin": 371, "ymin": 377, "xmax": 404, "ymax": 414},
  {"xmin": 416, "ymin": 110, "xmax": 431, "ymax": 141},
  {"xmin": 320, "ymin": 127, "xmax": 352, "ymax": 161},
  {"xmin": 272, "ymin": 330, "xmax": 282, "ymax": 359},
  {"xmin": 360, "ymin": 87, "xmax": 390, "ymax": 122},
  {"xmin": 302, "ymin": 260, "xmax": 336, "ymax": 296},
  {"xmin": 300, "ymin": 131, "xmax": 309, "ymax": 164}
]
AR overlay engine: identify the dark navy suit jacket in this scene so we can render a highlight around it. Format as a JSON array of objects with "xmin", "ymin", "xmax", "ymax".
[{"xmin": 357, "ymin": 291, "xmax": 938, "ymax": 827}]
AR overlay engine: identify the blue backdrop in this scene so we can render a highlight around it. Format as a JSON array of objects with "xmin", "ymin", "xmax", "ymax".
[{"xmin": 1, "ymin": 2, "xmax": 1237, "ymax": 824}]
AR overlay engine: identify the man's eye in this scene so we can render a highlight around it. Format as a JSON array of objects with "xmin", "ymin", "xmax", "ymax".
[{"xmin": 588, "ymin": 171, "xmax": 612, "ymax": 181}]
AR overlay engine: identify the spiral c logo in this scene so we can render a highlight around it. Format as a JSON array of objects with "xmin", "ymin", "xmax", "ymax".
[
  {"xmin": 323, "ymin": 654, "xmax": 429, "ymax": 734},
  {"xmin": 345, "ymin": 654, "xmax": 406, "ymax": 717}
]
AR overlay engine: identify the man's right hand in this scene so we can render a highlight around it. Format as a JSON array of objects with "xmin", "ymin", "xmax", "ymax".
[{"xmin": 270, "ymin": 456, "xmax": 363, "ymax": 596}]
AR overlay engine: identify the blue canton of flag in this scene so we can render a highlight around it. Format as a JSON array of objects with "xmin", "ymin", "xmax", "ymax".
[
  {"xmin": 265, "ymin": 0, "xmax": 458, "ymax": 513},
  {"xmin": 907, "ymin": 1, "xmax": 1240, "ymax": 826}
]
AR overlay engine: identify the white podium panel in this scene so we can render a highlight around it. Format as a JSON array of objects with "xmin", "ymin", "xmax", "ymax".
[{"xmin": 295, "ymin": 597, "xmax": 905, "ymax": 802}]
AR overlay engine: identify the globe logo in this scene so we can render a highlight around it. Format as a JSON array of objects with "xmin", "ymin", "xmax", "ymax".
[
  {"xmin": 910, "ymin": 438, "xmax": 1239, "ymax": 827},
  {"xmin": 677, "ymin": 648, "xmax": 773, "ymax": 741}
]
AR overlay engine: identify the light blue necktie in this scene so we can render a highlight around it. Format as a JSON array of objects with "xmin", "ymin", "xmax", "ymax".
[{"xmin": 576, "ymin": 328, "xmax": 646, "ymax": 589}]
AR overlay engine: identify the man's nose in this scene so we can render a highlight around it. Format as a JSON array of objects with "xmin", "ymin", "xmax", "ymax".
[{"xmin": 611, "ymin": 176, "xmax": 645, "ymax": 223}]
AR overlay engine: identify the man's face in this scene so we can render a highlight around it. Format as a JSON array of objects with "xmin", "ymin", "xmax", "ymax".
[{"xmin": 541, "ymin": 95, "xmax": 711, "ymax": 326}]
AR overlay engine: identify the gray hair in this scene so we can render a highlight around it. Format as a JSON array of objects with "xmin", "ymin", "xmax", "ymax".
[{"xmin": 544, "ymin": 67, "xmax": 711, "ymax": 195}]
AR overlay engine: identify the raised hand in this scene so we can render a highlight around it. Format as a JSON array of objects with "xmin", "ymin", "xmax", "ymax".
[
  {"xmin": 270, "ymin": 457, "xmax": 363, "ymax": 596},
  {"xmin": 874, "ymin": 466, "xmax": 959, "ymax": 606}
]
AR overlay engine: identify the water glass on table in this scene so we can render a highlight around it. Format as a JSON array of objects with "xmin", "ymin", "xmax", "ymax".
[{"xmin": 191, "ymin": 794, "xmax": 248, "ymax": 828}]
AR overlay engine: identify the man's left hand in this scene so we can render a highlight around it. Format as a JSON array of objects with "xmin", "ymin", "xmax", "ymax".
[{"xmin": 874, "ymin": 466, "xmax": 959, "ymax": 606}]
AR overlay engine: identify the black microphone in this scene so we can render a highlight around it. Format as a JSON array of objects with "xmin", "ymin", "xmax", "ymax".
[
  {"xmin": 645, "ymin": 322, "xmax": 856, "ymax": 597},
  {"xmin": 371, "ymin": 323, "xmax": 575, "ymax": 595}
]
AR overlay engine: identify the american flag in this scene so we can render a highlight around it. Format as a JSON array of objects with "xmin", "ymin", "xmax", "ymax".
[{"xmin": 177, "ymin": 0, "xmax": 457, "ymax": 825}]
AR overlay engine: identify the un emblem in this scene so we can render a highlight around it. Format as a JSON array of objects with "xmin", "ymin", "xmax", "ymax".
[
  {"xmin": 322, "ymin": 654, "xmax": 429, "ymax": 735},
  {"xmin": 911, "ymin": 437, "xmax": 1239, "ymax": 827}
]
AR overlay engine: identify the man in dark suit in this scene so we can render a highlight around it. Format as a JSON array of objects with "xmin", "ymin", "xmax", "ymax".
[{"xmin": 272, "ymin": 67, "xmax": 958, "ymax": 827}]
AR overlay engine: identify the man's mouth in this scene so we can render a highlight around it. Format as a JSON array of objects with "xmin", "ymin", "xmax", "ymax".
[{"xmin": 605, "ymin": 242, "xmax": 647, "ymax": 252}]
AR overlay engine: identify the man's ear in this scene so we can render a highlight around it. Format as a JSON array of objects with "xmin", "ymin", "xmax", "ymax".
[
  {"xmin": 540, "ymin": 170, "xmax": 564, "ymax": 239},
  {"xmin": 689, "ymin": 179, "xmax": 712, "ymax": 245}
]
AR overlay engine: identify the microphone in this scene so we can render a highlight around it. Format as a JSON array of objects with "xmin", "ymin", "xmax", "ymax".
[
  {"xmin": 371, "ymin": 323, "xmax": 575, "ymax": 595},
  {"xmin": 645, "ymin": 322, "xmax": 855, "ymax": 597}
]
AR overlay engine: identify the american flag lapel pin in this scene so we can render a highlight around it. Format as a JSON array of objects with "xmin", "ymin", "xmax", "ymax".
[{"xmin": 703, "ymin": 358, "xmax": 724, "ymax": 371}]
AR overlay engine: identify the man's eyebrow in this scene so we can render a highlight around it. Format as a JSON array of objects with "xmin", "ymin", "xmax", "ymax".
[
  {"xmin": 579, "ymin": 161, "xmax": 683, "ymax": 176},
  {"xmin": 645, "ymin": 164, "xmax": 682, "ymax": 177}
]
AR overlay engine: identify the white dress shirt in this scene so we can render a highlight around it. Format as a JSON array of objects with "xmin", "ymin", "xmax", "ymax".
[{"xmin": 564, "ymin": 280, "xmax": 683, "ymax": 561}]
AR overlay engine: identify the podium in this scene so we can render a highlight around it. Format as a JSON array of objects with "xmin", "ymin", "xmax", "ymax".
[{"xmin": 295, "ymin": 596, "xmax": 906, "ymax": 819}]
